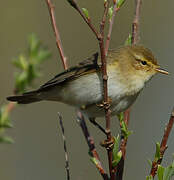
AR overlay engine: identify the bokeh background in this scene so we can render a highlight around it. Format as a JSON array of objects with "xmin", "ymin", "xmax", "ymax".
[{"xmin": 0, "ymin": 1, "xmax": 174, "ymax": 180}]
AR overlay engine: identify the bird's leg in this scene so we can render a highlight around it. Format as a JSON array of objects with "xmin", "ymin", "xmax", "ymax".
[
  {"xmin": 89, "ymin": 118, "xmax": 115, "ymax": 150},
  {"xmin": 89, "ymin": 117, "xmax": 107, "ymax": 135}
]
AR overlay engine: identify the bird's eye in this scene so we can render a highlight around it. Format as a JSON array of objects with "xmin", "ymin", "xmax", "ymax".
[{"xmin": 141, "ymin": 61, "xmax": 147, "ymax": 65}]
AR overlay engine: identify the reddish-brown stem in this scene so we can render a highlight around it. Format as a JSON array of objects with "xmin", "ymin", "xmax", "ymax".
[
  {"xmin": 46, "ymin": 0, "xmax": 68, "ymax": 70},
  {"xmin": 6, "ymin": 102, "xmax": 16, "ymax": 114},
  {"xmin": 100, "ymin": 0, "xmax": 109, "ymax": 39},
  {"xmin": 77, "ymin": 111, "xmax": 109, "ymax": 180},
  {"xmin": 105, "ymin": 1, "xmax": 117, "ymax": 55},
  {"xmin": 99, "ymin": 36, "xmax": 113, "ymax": 179},
  {"xmin": 132, "ymin": 0, "xmax": 142, "ymax": 45},
  {"xmin": 150, "ymin": 108, "xmax": 174, "ymax": 177}
]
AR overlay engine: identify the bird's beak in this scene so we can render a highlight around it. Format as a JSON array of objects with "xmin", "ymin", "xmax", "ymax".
[{"xmin": 155, "ymin": 67, "xmax": 169, "ymax": 75}]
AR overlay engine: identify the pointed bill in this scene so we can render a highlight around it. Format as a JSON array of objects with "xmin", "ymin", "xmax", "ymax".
[{"xmin": 156, "ymin": 68, "xmax": 169, "ymax": 75}]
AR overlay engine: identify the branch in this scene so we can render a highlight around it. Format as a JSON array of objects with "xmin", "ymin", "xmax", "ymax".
[
  {"xmin": 98, "ymin": 0, "xmax": 117, "ymax": 178},
  {"xmin": 77, "ymin": 111, "xmax": 109, "ymax": 180},
  {"xmin": 58, "ymin": 113, "xmax": 70, "ymax": 180},
  {"xmin": 131, "ymin": 0, "xmax": 142, "ymax": 45},
  {"xmin": 150, "ymin": 108, "xmax": 174, "ymax": 178},
  {"xmin": 67, "ymin": 0, "xmax": 100, "ymax": 39},
  {"xmin": 46, "ymin": 0, "xmax": 68, "ymax": 70},
  {"xmin": 105, "ymin": 1, "xmax": 117, "ymax": 55}
]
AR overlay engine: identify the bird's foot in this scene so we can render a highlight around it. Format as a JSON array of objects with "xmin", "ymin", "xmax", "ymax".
[
  {"xmin": 100, "ymin": 136, "xmax": 115, "ymax": 150},
  {"xmin": 96, "ymin": 97, "xmax": 112, "ymax": 109}
]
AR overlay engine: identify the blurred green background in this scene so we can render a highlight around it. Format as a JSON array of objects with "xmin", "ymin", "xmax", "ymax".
[{"xmin": 0, "ymin": 0, "xmax": 174, "ymax": 179}]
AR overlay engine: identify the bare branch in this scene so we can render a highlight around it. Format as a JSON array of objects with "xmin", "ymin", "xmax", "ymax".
[
  {"xmin": 105, "ymin": 1, "xmax": 117, "ymax": 55},
  {"xmin": 150, "ymin": 107, "xmax": 174, "ymax": 177},
  {"xmin": 46, "ymin": 0, "xmax": 68, "ymax": 70},
  {"xmin": 58, "ymin": 113, "xmax": 70, "ymax": 180},
  {"xmin": 132, "ymin": 0, "xmax": 142, "ymax": 45}
]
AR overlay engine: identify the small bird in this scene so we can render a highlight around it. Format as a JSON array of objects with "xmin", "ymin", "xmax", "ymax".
[{"xmin": 7, "ymin": 45, "xmax": 168, "ymax": 119}]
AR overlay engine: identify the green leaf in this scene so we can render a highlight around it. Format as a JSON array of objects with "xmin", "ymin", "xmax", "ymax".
[
  {"xmin": 15, "ymin": 71, "xmax": 28, "ymax": 93},
  {"xmin": 155, "ymin": 142, "xmax": 161, "ymax": 160},
  {"xmin": 27, "ymin": 64, "xmax": 38, "ymax": 84},
  {"xmin": 147, "ymin": 159, "xmax": 152, "ymax": 167},
  {"xmin": 0, "ymin": 105, "xmax": 9, "ymax": 126},
  {"xmin": 82, "ymin": 8, "xmax": 90, "ymax": 19},
  {"xmin": 125, "ymin": 34, "xmax": 132, "ymax": 45},
  {"xmin": 157, "ymin": 165, "xmax": 165, "ymax": 180},
  {"xmin": 19, "ymin": 55, "xmax": 28, "ymax": 70},
  {"xmin": 117, "ymin": 112, "xmax": 124, "ymax": 121},
  {"xmin": 163, "ymin": 163, "xmax": 174, "ymax": 180},
  {"xmin": 112, "ymin": 150, "xmax": 122, "ymax": 167},
  {"xmin": 112, "ymin": 135, "xmax": 120, "ymax": 161},
  {"xmin": 0, "ymin": 136, "xmax": 14, "ymax": 144},
  {"xmin": 28, "ymin": 34, "xmax": 40, "ymax": 57},
  {"xmin": 146, "ymin": 175, "xmax": 153, "ymax": 180},
  {"xmin": 117, "ymin": 0, "xmax": 126, "ymax": 9},
  {"xmin": 36, "ymin": 49, "xmax": 51, "ymax": 64},
  {"xmin": 108, "ymin": 6, "xmax": 113, "ymax": 20}
]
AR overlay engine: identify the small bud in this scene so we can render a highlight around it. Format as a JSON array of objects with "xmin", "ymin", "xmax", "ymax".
[
  {"xmin": 108, "ymin": 6, "xmax": 113, "ymax": 20},
  {"xmin": 112, "ymin": 150, "xmax": 122, "ymax": 167},
  {"xmin": 82, "ymin": 8, "xmax": 90, "ymax": 20},
  {"xmin": 117, "ymin": 0, "xmax": 126, "ymax": 9},
  {"xmin": 125, "ymin": 34, "xmax": 132, "ymax": 45},
  {"xmin": 155, "ymin": 142, "xmax": 161, "ymax": 160}
]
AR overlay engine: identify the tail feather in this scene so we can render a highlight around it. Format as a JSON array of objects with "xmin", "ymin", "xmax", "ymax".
[{"xmin": 7, "ymin": 91, "xmax": 41, "ymax": 104}]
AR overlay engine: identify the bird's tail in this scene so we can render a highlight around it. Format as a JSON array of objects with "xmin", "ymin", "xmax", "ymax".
[{"xmin": 6, "ymin": 90, "xmax": 42, "ymax": 104}]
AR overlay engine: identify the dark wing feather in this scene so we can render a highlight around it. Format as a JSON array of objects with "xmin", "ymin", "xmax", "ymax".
[{"xmin": 37, "ymin": 52, "xmax": 99, "ymax": 92}]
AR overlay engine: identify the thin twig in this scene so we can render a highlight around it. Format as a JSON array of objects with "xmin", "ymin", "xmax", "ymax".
[
  {"xmin": 150, "ymin": 108, "xmax": 174, "ymax": 178},
  {"xmin": 67, "ymin": 0, "xmax": 100, "ymax": 39},
  {"xmin": 58, "ymin": 113, "xmax": 70, "ymax": 180},
  {"xmin": 105, "ymin": 1, "xmax": 117, "ymax": 55},
  {"xmin": 46, "ymin": 0, "xmax": 68, "ymax": 70},
  {"xmin": 100, "ymin": 0, "xmax": 109, "ymax": 41},
  {"xmin": 131, "ymin": 0, "xmax": 142, "ymax": 45},
  {"xmin": 77, "ymin": 111, "xmax": 109, "ymax": 180},
  {"xmin": 6, "ymin": 102, "xmax": 16, "ymax": 113}
]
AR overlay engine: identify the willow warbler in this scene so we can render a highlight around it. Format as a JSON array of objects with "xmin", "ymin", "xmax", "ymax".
[{"xmin": 7, "ymin": 45, "xmax": 168, "ymax": 119}]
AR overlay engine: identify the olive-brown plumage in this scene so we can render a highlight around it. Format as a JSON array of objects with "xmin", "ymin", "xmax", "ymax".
[{"xmin": 7, "ymin": 45, "xmax": 168, "ymax": 118}]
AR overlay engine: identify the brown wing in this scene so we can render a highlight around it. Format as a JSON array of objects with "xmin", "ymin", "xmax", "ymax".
[{"xmin": 37, "ymin": 52, "xmax": 99, "ymax": 92}]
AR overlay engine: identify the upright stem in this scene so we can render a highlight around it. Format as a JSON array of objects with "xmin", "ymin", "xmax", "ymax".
[{"xmin": 105, "ymin": 2, "xmax": 118, "ymax": 55}]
